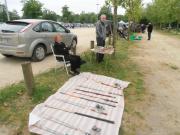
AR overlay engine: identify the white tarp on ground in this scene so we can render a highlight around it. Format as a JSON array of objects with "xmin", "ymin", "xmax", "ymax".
[{"xmin": 29, "ymin": 72, "xmax": 130, "ymax": 135}]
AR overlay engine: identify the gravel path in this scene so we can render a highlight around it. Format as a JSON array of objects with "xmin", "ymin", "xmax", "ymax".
[{"xmin": 133, "ymin": 31, "xmax": 180, "ymax": 135}]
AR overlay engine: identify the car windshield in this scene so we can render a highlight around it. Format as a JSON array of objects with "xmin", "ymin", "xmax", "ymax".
[{"xmin": 0, "ymin": 21, "xmax": 30, "ymax": 33}]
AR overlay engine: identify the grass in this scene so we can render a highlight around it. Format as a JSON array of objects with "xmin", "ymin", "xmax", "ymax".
[
  {"xmin": 0, "ymin": 39, "xmax": 147, "ymax": 135},
  {"xmin": 157, "ymin": 29, "xmax": 180, "ymax": 39}
]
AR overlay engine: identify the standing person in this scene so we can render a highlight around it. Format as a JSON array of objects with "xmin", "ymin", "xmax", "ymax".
[
  {"xmin": 53, "ymin": 34, "xmax": 85, "ymax": 75},
  {"xmin": 141, "ymin": 24, "xmax": 146, "ymax": 33},
  {"xmin": 96, "ymin": 14, "xmax": 107, "ymax": 63},
  {"xmin": 147, "ymin": 23, "xmax": 153, "ymax": 40}
]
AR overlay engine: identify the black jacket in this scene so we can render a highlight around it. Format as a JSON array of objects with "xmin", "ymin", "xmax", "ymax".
[
  {"xmin": 147, "ymin": 24, "xmax": 153, "ymax": 33},
  {"xmin": 53, "ymin": 42, "xmax": 70, "ymax": 61}
]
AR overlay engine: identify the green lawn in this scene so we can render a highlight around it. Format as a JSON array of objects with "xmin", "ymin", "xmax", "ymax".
[{"xmin": 0, "ymin": 39, "xmax": 147, "ymax": 135}]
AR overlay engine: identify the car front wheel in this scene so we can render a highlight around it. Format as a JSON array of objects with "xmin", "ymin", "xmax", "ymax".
[{"xmin": 32, "ymin": 45, "xmax": 46, "ymax": 62}]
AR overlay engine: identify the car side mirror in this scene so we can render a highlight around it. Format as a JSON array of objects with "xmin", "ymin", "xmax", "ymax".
[{"xmin": 65, "ymin": 29, "xmax": 70, "ymax": 33}]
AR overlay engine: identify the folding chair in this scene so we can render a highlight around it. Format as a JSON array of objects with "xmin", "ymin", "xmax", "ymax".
[{"xmin": 51, "ymin": 44, "xmax": 71, "ymax": 75}]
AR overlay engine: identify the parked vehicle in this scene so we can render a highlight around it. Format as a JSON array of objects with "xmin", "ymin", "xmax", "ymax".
[
  {"xmin": 0, "ymin": 19, "xmax": 77, "ymax": 61},
  {"xmin": 117, "ymin": 21, "xmax": 128, "ymax": 40}
]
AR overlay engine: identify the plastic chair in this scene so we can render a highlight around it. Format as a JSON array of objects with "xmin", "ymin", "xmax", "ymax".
[{"xmin": 51, "ymin": 44, "xmax": 71, "ymax": 75}]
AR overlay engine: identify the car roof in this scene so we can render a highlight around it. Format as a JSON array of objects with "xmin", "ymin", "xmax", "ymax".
[{"xmin": 12, "ymin": 19, "xmax": 55, "ymax": 23}]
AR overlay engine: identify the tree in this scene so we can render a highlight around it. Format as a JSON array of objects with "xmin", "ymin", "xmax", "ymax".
[
  {"xmin": 99, "ymin": 4, "xmax": 113, "ymax": 20},
  {"xmin": 42, "ymin": 9, "xmax": 57, "ymax": 21},
  {"xmin": 61, "ymin": 5, "xmax": 72, "ymax": 23},
  {"xmin": 123, "ymin": 0, "xmax": 142, "ymax": 23},
  {"xmin": 10, "ymin": 10, "xmax": 20, "ymax": 20},
  {"xmin": 107, "ymin": 0, "xmax": 123, "ymax": 54},
  {"xmin": 171, "ymin": 0, "xmax": 180, "ymax": 31},
  {"xmin": 80, "ymin": 12, "xmax": 97, "ymax": 23},
  {"xmin": 122, "ymin": 0, "xmax": 142, "ymax": 39},
  {"xmin": 22, "ymin": 0, "xmax": 43, "ymax": 19},
  {"xmin": 0, "ymin": 4, "xmax": 20, "ymax": 21},
  {"xmin": 144, "ymin": 0, "xmax": 180, "ymax": 31},
  {"xmin": 73, "ymin": 14, "xmax": 80, "ymax": 23},
  {"xmin": 0, "ymin": 4, "xmax": 7, "ymax": 22}
]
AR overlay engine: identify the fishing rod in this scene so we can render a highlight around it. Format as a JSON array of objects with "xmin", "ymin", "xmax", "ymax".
[
  {"xmin": 36, "ymin": 115, "xmax": 91, "ymax": 135},
  {"xmin": 75, "ymin": 89, "xmax": 116, "ymax": 99},
  {"xmin": 79, "ymin": 85, "xmax": 123, "ymax": 96},
  {"xmin": 33, "ymin": 125, "xmax": 61, "ymax": 135},
  {"xmin": 51, "ymin": 98, "xmax": 108, "ymax": 116},
  {"xmin": 44, "ymin": 105, "xmax": 115, "ymax": 124},
  {"xmin": 73, "ymin": 91, "xmax": 118, "ymax": 104},
  {"xmin": 54, "ymin": 97, "xmax": 98, "ymax": 108},
  {"xmin": 59, "ymin": 92, "xmax": 116, "ymax": 108},
  {"xmin": 83, "ymin": 76, "xmax": 122, "ymax": 89}
]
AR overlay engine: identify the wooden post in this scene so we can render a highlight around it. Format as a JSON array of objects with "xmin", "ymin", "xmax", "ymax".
[
  {"xmin": 21, "ymin": 62, "xmax": 35, "ymax": 96},
  {"xmin": 90, "ymin": 40, "xmax": 95, "ymax": 49},
  {"xmin": 90, "ymin": 40, "xmax": 95, "ymax": 62}
]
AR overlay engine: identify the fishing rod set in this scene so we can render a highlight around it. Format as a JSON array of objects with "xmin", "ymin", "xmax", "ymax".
[
  {"xmin": 73, "ymin": 91, "xmax": 118, "ymax": 104},
  {"xmin": 83, "ymin": 76, "xmax": 122, "ymax": 89},
  {"xmin": 42, "ymin": 101, "xmax": 106, "ymax": 135},
  {"xmin": 52, "ymin": 97, "xmax": 108, "ymax": 115},
  {"xmin": 40, "ymin": 87, "xmax": 120, "ymax": 134},
  {"xmin": 59, "ymin": 92, "xmax": 116, "ymax": 108},
  {"xmin": 35, "ymin": 116, "xmax": 102, "ymax": 135},
  {"xmin": 41, "ymin": 79, "xmax": 122, "ymax": 134},
  {"xmin": 29, "ymin": 73, "xmax": 128, "ymax": 135},
  {"xmin": 44, "ymin": 105, "xmax": 115, "ymax": 124},
  {"xmin": 75, "ymin": 89, "xmax": 116, "ymax": 99},
  {"xmin": 79, "ymin": 85, "xmax": 123, "ymax": 96},
  {"xmin": 36, "ymin": 115, "xmax": 91, "ymax": 135}
]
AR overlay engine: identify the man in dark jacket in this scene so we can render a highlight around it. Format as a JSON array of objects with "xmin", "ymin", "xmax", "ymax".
[
  {"xmin": 53, "ymin": 34, "xmax": 85, "ymax": 75},
  {"xmin": 147, "ymin": 23, "xmax": 153, "ymax": 40},
  {"xmin": 96, "ymin": 14, "xmax": 107, "ymax": 63}
]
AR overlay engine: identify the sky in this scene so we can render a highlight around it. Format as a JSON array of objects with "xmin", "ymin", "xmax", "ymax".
[{"xmin": 0, "ymin": 0, "xmax": 152, "ymax": 16}]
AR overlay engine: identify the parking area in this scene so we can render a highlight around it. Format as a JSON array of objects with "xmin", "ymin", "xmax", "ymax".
[{"xmin": 0, "ymin": 28, "xmax": 96, "ymax": 88}]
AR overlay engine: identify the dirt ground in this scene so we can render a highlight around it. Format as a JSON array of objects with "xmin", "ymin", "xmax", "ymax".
[
  {"xmin": 0, "ymin": 28, "xmax": 95, "ymax": 88},
  {"xmin": 132, "ymin": 31, "xmax": 180, "ymax": 135}
]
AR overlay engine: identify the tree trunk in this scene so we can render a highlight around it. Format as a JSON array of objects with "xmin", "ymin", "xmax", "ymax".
[
  {"xmin": 112, "ymin": 0, "xmax": 118, "ymax": 56},
  {"xmin": 128, "ymin": 20, "xmax": 131, "ymax": 40},
  {"xmin": 160, "ymin": 23, "xmax": 162, "ymax": 30}
]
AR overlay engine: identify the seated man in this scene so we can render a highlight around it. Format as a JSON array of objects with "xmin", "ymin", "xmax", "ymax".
[{"xmin": 53, "ymin": 34, "xmax": 85, "ymax": 75}]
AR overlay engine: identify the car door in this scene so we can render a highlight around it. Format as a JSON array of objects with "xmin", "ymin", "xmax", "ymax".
[
  {"xmin": 40, "ymin": 22, "xmax": 57, "ymax": 52},
  {"xmin": 52, "ymin": 22, "xmax": 73, "ymax": 47}
]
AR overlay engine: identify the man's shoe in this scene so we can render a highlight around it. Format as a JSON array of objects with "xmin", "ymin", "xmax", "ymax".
[
  {"xmin": 81, "ymin": 60, "xmax": 86, "ymax": 65},
  {"xmin": 74, "ymin": 70, "xmax": 80, "ymax": 75}
]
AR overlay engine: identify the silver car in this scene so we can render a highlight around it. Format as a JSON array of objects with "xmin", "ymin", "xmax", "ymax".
[{"xmin": 0, "ymin": 19, "xmax": 77, "ymax": 61}]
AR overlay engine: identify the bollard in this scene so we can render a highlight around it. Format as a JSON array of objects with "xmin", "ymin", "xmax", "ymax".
[
  {"xmin": 90, "ymin": 40, "xmax": 95, "ymax": 49},
  {"xmin": 90, "ymin": 40, "xmax": 95, "ymax": 62},
  {"xmin": 21, "ymin": 62, "xmax": 35, "ymax": 96}
]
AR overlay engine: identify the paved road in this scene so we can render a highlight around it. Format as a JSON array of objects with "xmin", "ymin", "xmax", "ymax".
[{"xmin": 0, "ymin": 28, "xmax": 96, "ymax": 88}]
